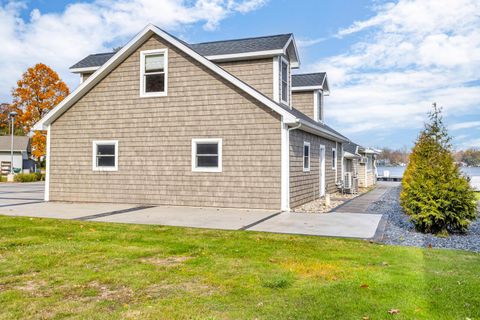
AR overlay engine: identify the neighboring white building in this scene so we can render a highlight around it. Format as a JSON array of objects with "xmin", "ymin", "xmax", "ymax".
[{"xmin": 0, "ymin": 136, "xmax": 35, "ymax": 173}]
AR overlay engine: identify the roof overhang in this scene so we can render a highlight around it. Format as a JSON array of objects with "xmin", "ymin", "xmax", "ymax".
[
  {"xmin": 205, "ymin": 49, "xmax": 284, "ymax": 62},
  {"xmin": 344, "ymin": 151, "xmax": 360, "ymax": 159},
  {"xmin": 285, "ymin": 118, "xmax": 348, "ymax": 143},
  {"xmin": 292, "ymin": 74, "xmax": 330, "ymax": 95},
  {"xmin": 70, "ymin": 66, "xmax": 100, "ymax": 74},
  {"xmin": 35, "ymin": 24, "xmax": 298, "ymax": 131},
  {"xmin": 284, "ymin": 35, "xmax": 300, "ymax": 68}
]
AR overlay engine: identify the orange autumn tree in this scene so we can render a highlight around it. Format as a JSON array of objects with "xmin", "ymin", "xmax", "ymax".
[{"xmin": 11, "ymin": 63, "xmax": 69, "ymax": 159}]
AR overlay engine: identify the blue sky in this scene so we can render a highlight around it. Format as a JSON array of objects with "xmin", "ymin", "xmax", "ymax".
[{"xmin": 1, "ymin": 0, "xmax": 479, "ymax": 150}]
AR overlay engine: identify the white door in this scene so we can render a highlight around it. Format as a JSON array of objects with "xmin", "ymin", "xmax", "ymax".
[{"xmin": 319, "ymin": 145, "xmax": 326, "ymax": 197}]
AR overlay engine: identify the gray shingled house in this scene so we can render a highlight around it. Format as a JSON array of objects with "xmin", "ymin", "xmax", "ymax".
[
  {"xmin": 35, "ymin": 24, "xmax": 349, "ymax": 211},
  {"xmin": 0, "ymin": 136, "xmax": 35, "ymax": 174},
  {"xmin": 343, "ymin": 142, "xmax": 379, "ymax": 190}
]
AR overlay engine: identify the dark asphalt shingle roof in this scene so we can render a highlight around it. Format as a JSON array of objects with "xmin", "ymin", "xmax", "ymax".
[
  {"xmin": 189, "ymin": 34, "xmax": 292, "ymax": 56},
  {"xmin": 70, "ymin": 34, "xmax": 293, "ymax": 69},
  {"xmin": 292, "ymin": 73, "xmax": 326, "ymax": 87},
  {"xmin": 289, "ymin": 108, "xmax": 348, "ymax": 141},
  {"xmin": 0, "ymin": 136, "xmax": 30, "ymax": 152},
  {"xmin": 70, "ymin": 52, "xmax": 115, "ymax": 69},
  {"xmin": 344, "ymin": 142, "xmax": 361, "ymax": 155}
]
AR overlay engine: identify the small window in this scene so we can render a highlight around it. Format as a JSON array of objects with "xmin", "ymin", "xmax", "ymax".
[
  {"xmin": 92, "ymin": 140, "xmax": 118, "ymax": 171},
  {"xmin": 192, "ymin": 139, "xmax": 222, "ymax": 172},
  {"xmin": 140, "ymin": 49, "xmax": 168, "ymax": 97},
  {"xmin": 303, "ymin": 141, "xmax": 310, "ymax": 172},
  {"xmin": 280, "ymin": 58, "xmax": 289, "ymax": 104},
  {"xmin": 332, "ymin": 147, "xmax": 337, "ymax": 170},
  {"xmin": 317, "ymin": 91, "xmax": 323, "ymax": 122}
]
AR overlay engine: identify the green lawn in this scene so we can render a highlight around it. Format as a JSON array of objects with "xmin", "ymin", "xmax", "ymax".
[{"xmin": 0, "ymin": 216, "xmax": 479, "ymax": 319}]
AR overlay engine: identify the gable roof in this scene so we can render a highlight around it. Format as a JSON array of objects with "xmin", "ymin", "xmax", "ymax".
[
  {"xmin": 344, "ymin": 142, "xmax": 361, "ymax": 155},
  {"xmin": 70, "ymin": 33, "xmax": 299, "ymax": 72},
  {"xmin": 292, "ymin": 72, "xmax": 330, "ymax": 94},
  {"xmin": 0, "ymin": 136, "xmax": 30, "ymax": 152},
  {"xmin": 35, "ymin": 24, "xmax": 346, "ymax": 142}
]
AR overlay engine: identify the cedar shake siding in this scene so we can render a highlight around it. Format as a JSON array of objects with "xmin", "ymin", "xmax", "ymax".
[
  {"xmin": 49, "ymin": 35, "xmax": 282, "ymax": 210},
  {"xmin": 289, "ymin": 129, "xmax": 342, "ymax": 208},
  {"xmin": 217, "ymin": 59, "xmax": 274, "ymax": 99},
  {"xmin": 292, "ymin": 91, "xmax": 314, "ymax": 119}
]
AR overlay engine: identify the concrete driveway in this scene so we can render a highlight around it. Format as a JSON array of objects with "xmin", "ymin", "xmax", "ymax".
[{"xmin": 0, "ymin": 182, "xmax": 382, "ymax": 239}]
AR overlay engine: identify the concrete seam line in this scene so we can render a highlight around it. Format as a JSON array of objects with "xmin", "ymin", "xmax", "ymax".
[
  {"xmin": 0, "ymin": 201, "xmax": 45, "ymax": 208},
  {"xmin": 74, "ymin": 206, "xmax": 156, "ymax": 221},
  {"xmin": 239, "ymin": 211, "xmax": 284, "ymax": 231}
]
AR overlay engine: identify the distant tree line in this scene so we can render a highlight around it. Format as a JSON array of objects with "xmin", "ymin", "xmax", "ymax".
[
  {"xmin": 454, "ymin": 148, "xmax": 480, "ymax": 167},
  {"xmin": 377, "ymin": 147, "xmax": 410, "ymax": 166}
]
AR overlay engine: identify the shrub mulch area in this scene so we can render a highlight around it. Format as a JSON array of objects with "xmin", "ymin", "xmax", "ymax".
[{"xmin": 370, "ymin": 184, "xmax": 480, "ymax": 253}]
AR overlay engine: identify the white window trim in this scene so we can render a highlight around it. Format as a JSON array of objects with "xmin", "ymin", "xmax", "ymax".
[
  {"xmin": 280, "ymin": 56, "xmax": 290, "ymax": 106},
  {"xmin": 332, "ymin": 147, "xmax": 337, "ymax": 170},
  {"xmin": 303, "ymin": 141, "xmax": 311, "ymax": 172},
  {"xmin": 192, "ymin": 138, "xmax": 222, "ymax": 173},
  {"xmin": 92, "ymin": 140, "xmax": 118, "ymax": 171},
  {"xmin": 140, "ymin": 49, "xmax": 168, "ymax": 98}
]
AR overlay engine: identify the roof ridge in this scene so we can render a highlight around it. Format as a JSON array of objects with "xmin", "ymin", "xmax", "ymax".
[
  {"xmin": 191, "ymin": 33, "xmax": 292, "ymax": 45},
  {"xmin": 293, "ymin": 72, "xmax": 326, "ymax": 76}
]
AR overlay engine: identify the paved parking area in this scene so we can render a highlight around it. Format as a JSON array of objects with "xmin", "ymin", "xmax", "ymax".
[{"xmin": 0, "ymin": 182, "xmax": 383, "ymax": 239}]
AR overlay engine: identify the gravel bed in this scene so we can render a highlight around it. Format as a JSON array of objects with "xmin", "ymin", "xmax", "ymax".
[
  {"xmin": 293, "ymin": 192, "xmax": 359, "ymax": 213},
  {"xmin": 368, "ymin": 184, "xmax": 480, "ymax": 253}
]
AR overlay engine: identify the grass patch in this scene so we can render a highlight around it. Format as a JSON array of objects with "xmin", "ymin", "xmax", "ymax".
[{"xmin": 0, "ymin": 216, "xmax": 478, "ymax": 319}]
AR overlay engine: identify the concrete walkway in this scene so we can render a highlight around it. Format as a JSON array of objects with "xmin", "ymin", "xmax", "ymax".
[
  {"xmin": 332, "ymin": 182, "xmax": 394, "ymax": 213},
  {"xmin": 0, "ymin": 182, "xmax": 383, "ymax": 239}
]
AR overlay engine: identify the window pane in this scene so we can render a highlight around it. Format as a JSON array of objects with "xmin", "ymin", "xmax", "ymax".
[
  {"xmin": 97, "ymin": 144, "xmax": 115, "ymax": 156},
  {"xmin": 197, "ymin": 155, "xmax": 218, "ymax": 167},
  {"xmin": 304, "ymin": 156, "xmax": 309, "ymax": 169},
  {"xmin": 197, "ymin": 143, "xmax": 218, "ymax": 155},
  {"xmin": 304, "ymin": 145, "xmax": 309, "ymax": 156},
  {"xmin": 282, "ymin": 61, "xmax": 288, "ymax": 82},
  {"xmin": 97, "ymin": 156, "xmax": 115, "ymax": 167},
  {"xmin": 145, "ymin": 54, "xmax": 164, "ymax": 72},
  {"xmin": 145, "ymin": 73, "xmax": 165, "ymax": 92},
  {"xmin": 282, "ymin": 82, "xmax": 288, "ymax": 101}
]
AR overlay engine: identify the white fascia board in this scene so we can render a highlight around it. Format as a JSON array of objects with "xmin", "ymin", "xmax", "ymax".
[
  {"xmin": 205, "ymin": 49, "xmax": 283, "ymax": 61},
  {"xmin": 321, "ymin": 75, "xmax": 330, "ymax": 95},
  {"xmin": 34, "ymin": 24, "xmax": 297, "ymax": 130},
  {"xmin": 69, "ymin": 66, "xmax": 100, "ymax": 74},
  {"xmin": 292, "ymin": 86, "xmax": 323, "ymax": 92},
  {"xmin": 283, "ymin": 35, "xmax": 300, "ymax": 69}
]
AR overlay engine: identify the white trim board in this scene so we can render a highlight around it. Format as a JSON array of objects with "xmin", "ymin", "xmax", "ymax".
[
  {"xmin": 70, "ymin": 66, "xmax": 100, "ymax": 73},
  {"xmin": 92, "ymin": 140, "xmax": 119, "ymax": 171},
  {"xmin": 191, "ymin": 138, "xmax": 222, "ymax": 173}
]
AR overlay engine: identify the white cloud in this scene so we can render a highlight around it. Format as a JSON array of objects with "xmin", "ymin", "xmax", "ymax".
[
  {"xmin": 0, "ymin": 0, "xmax": 267, "ymax": 102},
  {"xmin": 309, "ymin": 0, "xmax": 480, "ymax": 147},
  {"xmin": 450, "ymin": 121, "xmax": 480, "ymax": 131}
]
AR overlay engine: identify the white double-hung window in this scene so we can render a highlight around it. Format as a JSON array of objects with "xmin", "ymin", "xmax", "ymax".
[
  {"xmin": 192, "ymin": 139, "xmax": 222, "ymax": 172},
  {"xmin": 140, "ymin": 49, "xmax": 168, "ymax": 97},
  {"xmin": 92, "ymin": 140, "xmax": 118, "ymax": 171},
  {"xmin": 280, "ymin": 57, "xmax": 289, "ymax": 105}
]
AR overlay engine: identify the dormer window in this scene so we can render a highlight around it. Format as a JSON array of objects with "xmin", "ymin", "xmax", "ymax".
[
  {"xmin": 140, "ymin": 49, "xmax": 168, "ymax": 97},
  {"xmin": 280, "ymin": 57, "xmax": 290, "ymax": 105}
]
